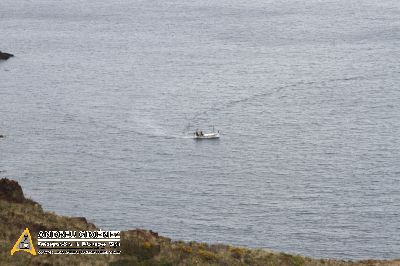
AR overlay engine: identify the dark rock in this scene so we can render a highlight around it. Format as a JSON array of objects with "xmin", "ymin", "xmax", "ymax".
[
  {"xmin": 70, "ymin": 216, "xmax": 97, "ymax": 228},
  {"xmin": 0, "ymin": 51, "xmax": 14, "ymax": 60},
  {"xmin": 0, "ymin": 178, "xmax": 25, "ymax": 203},
  {"xmin": 0, "ymin": 178, "xmax": 37, "ymax": 204},
  {"xmin": 149, "ymin": 230, "xmax": 158, "ymax": 237}
]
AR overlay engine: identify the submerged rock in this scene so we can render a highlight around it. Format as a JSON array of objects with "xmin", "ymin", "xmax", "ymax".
[{"xmin": 0, "ymin": 51, "xmax": 14, "ymax": 60}]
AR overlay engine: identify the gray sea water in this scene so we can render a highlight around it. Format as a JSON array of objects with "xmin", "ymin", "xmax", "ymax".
[{"xmin": 1, "ymin": 0, "xmax": 400, "ymax": 260}]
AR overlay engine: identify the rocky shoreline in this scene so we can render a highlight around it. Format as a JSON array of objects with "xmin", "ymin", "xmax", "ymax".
[
  {"xmin": 0, "ymin": 51, "xmax": 14, "ymax": 60},
  {"xmin": 0, "ymin": 178, "xmax": 398, "ymax": 266}
]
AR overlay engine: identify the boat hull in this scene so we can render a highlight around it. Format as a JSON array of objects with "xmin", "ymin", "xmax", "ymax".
[{"xmin": 194, "ymin": 133, "xmax": 220, "ymax": 139}]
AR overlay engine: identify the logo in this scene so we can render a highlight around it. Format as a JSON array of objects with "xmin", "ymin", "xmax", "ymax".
[{"xmin": 11, "ymin": 228, "xmax": 37, "ymax": 256}]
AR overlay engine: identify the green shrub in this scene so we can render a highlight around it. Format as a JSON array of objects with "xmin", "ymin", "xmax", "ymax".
[
  {"xmin": 280, "ymin": 253, "xmax": 305, "ymax": 266},
  {"xmin": 230, "ymin": 247, "xmax": 246, "ymax": 259},
  {"xmin": 120, "ymin": 239, "xmax": 160, "ymax": 261},
  {"xmin": 177, "ymin": 244, "xmax": 192, "ymax": 254},
  {"xmin": 198, "ymin": 249, "xmax": 217, "ymax": 261}
]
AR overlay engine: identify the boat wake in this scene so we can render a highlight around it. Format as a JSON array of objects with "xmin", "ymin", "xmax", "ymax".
[
  {"xmin": 93, "ymin": 76, "xmax": 366, "ymax": 139},
  {"xmin": 94, "ymin": 117, "xmax": 194, "ymax": 140},
  {"xmin": 186, "ymin": 75, "xmax": 365, "ymax": 126}
]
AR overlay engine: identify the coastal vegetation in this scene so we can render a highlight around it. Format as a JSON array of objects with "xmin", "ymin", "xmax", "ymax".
[{"xmin": 0, "ymin": 178, "xmax": 398, "ymax": 266}]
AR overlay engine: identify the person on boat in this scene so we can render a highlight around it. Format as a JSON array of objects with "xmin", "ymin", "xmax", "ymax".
[
  {"xmin": 195, "ymin": 131, "xmax": 199, "ymax": 137},
  {"xmin": 200, "ymin": 131, "xmax": 203, "ymax": 136}
]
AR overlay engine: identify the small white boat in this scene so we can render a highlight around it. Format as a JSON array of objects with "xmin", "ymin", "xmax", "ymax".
[
  {"xmin": 194, "ymin": 127, "xmax": 220, "ymax": 139},
  {"xmin": 194, "ymin": 132, "xmax": 220, "ymax": 139}
]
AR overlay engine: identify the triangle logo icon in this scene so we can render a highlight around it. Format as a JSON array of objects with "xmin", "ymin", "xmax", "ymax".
[{"xmin": 10, "ymin": 228, "xmax": 37, "ymax": 256}]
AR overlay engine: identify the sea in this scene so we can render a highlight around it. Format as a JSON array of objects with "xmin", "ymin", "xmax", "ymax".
[{"xmin": 1, "ymin": 0, "xmax": 399, "ymax": 260}]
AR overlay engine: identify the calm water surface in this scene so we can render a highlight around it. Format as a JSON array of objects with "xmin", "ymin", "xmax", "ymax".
[{"xmin": 1, "ymin": 0, "xmax": 400, "ymax": 260}]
